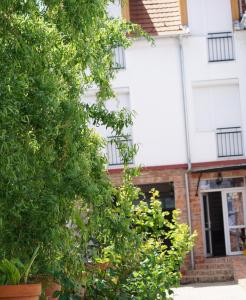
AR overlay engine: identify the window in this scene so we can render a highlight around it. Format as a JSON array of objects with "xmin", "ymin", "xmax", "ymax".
[
  {"xmin": 133, "ymin": 183, "xmax": 175, "ymax": 248},
  {"xmin": 85, "ymin": 90, "xmax": 132, "ymax": 166},
  {"xmin": 188, "ymin": 0, "xmax": 233, "ymax": 35},
  {"xmin": 107, "ymin": 135, "xmax": 133, "ymax": 166},
  {"xmin": 207, "ymin": 32, "xmax": 235, "ymax": 62},
  {"xmin": 194, "ymin": 83, "xmax": 241, "ymax": 132},
  {"xmin": 200, "ymin": 177, "xmax": 244, "ymax": 190},
  {"xmin": 134, "ymin": 183, "xmax": 175, "ymax": 217},
  {"xmin": 112, "ymin": 47, "xmax": 125, "ymax": 69}
]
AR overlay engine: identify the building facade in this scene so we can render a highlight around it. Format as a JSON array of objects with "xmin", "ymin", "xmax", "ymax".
[{"xmin": 84, "ymin": 0, "xmax": 246, "ymax": 283}]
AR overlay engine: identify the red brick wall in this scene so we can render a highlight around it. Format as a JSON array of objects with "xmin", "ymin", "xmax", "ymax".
[
  {"xmin": 109, "ymin": 168, "xmax": 188, "ymax": 224},
  {"xmin": 109, "ymin": 167, "xmax": 246, "ymax": 275}
]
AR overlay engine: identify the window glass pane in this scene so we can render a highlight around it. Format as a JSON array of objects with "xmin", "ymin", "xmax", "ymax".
[
  {"xmin": 229, "ymin": 228, "xmax": 246, "ymax": 252},
  {"xmin": 203, "ymin": 195, "xmax": 208, "ymax": 227},
  {"xmin": 136, "ymin": 183, "xmax": 175, "ymax": 212},
  {"xmin": 200, "ymin": 177, "xmax": 244, "ymax": 190},
  {"xmin": 227, "ymin": 192, "xmax": 244, "ymax": 226},
  {"xmin": 205, "ymin": 230, "xmax": 211, "ymax": 254}
]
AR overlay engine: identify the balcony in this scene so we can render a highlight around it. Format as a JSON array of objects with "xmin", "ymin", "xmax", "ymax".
[
  {"xmin": 207, "ymin": 32, "xmax": 235, "ymax": 62},
  {"xmin": 216, "ymin": 127, "xmax": 244, "ymax": 158},
  {"xmin": 112, "ymin": 47, "xmax": 125, "ymax": 69},
  {"xmin": 107, "ymin": 136, "xmax": 133, "ymax": 166}
]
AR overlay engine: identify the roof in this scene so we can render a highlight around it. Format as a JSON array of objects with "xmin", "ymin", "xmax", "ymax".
[{"xmin": 129, "ymin": 0, "xmax": 184, "ymax": 36}]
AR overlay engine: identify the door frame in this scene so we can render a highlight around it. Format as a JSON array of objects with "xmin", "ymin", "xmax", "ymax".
[
  {"xmin": 200, "ymin": 180, "xmax": 246, "ymax": 257},
  {"xmin": 202, "ymin": 193, "xmax": 213, "ymax": 257},
  {"xmin": 222, "ymin": 188, "xmax": 246, "ymax": 256}
]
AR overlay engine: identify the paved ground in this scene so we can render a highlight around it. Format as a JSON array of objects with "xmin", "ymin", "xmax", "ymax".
[{"xmin": 173, "ymin": 281, "xmax": 246, "ymax": 300}]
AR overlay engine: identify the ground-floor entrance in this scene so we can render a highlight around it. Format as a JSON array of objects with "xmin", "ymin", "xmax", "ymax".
[
  {"xmin": 201, "ymin": 178, "xmax": 246, "ymax": 257},
  {"xmin": 202, "ymin": 192, "xmax": 226, "ymax": 256}
]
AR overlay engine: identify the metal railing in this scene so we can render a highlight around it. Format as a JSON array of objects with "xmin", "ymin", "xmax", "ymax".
[
  {"xmin": 112, "ymin": 47, "xmax": 125, "ymax": 69},
  {"xmin": 216, "ymin": 127, "xmax": 244, "ymax": 158},
  {"xmin": 207, "ymin": 32, "xmax": 235, "ymax": 62},
  {"xmin": 107, "ymin": 136, "xmax": 133, "ymax": 166}
]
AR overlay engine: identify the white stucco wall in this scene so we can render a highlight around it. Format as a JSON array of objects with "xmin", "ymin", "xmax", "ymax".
[
  {"xmin": 236, "ymin": 30, "xmax": 246, "ymax": 157},
  {"xmin": 117, "ymin": 38, "xmax": 187, "ymax": 167},
  {"xmin": 85, "ymin": 1, "xmax": 246, "ymax": 167},
  {"xmin": 85, "ymin": 37, "xmax": 188, "ymax": 167},
  {"xmin": 182, "ymin": 30, "xmax": 246, "ymax": 163},
  {"xmin": 107, "ymin": 1, "xmax": 122, "ymax": 18}
]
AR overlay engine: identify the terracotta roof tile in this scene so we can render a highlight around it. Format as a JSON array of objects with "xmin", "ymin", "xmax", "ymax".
[{"xmin": 129, "ymin": 0, "xmax": 183, "ymax": 35}]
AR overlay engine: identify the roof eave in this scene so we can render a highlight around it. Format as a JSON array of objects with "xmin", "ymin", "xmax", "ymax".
[{"xmin": 191, "ymin": 163, "xmax": 246, "ymax": 174}]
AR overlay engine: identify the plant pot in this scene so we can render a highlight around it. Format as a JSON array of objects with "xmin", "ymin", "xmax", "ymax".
[
  {"xmin": 44, "ymin": 282, "xmax": 61, "ymax": 300},
  {"xmin": 0, "ymin": 283, "xmax": 41, "ymax": 300},
  {"xmin": 243, "ymin": 248, "xmax": 246, "ymax": 256}
]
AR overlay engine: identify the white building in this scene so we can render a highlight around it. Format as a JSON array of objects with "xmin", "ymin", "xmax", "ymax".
[{"xmin": 85, "ymin": 0, "xmax": 246, "ymax": 283}]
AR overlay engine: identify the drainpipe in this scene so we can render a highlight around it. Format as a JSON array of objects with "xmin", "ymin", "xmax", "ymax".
[{"xmin": 178, "ymin": 35, "xmax": 195, "ymax": 269}]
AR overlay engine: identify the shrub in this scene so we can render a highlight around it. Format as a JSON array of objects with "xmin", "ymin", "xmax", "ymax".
[{"xmin": 82, "ymin": 170, "xmax": 195, "ymax": 300}]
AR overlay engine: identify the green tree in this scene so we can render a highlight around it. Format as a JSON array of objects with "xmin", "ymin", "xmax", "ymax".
[
  {"xmin": 82, "ymin": 172, "xmax": 195, "ymax": 300},
  {"xmin": 0, "ymin": 2, "xmax": 194, "ymax": 299},
  {"xmin": 0, "ymin": 0, "xmax": 140, "ymax": 274}
]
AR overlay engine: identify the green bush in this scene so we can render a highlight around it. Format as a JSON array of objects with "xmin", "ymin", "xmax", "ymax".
[
  {"xmin": 81, "ymin": 171, "xmax": 195, "ymax": 300},
  {"xmin": 0, "ymin": 2, "xmax": 193, "ymax": 299},
  {"xmin": 0, "ymin": 246, "xmax": 39, "ymax": 285},
  {"xmin": 0, "ymin": 0, "xmax": 142, "ymax": 281}
]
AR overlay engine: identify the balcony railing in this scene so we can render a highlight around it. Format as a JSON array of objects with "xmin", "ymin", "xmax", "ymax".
[
  {"xmin": 107, "ymin": 136, "xmax": 133, "ymax": 166},
  {"xmin": 207, "ymin": 32, "xmax": 235, "ymax": 62},
  {"xmin": 112, "ymin": 47, "xmax": 125, "ymax": 69},
  {"xmin": 216, "ymin": 127, "xmax": 244, "ymax": 158}
]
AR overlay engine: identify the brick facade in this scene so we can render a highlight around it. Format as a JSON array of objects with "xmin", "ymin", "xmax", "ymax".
[
  {"xmin": 109, "ymin": 166, "xmax": 246, "ymax": 282},
  {"xmin": 109, "ymin": 167, "xmax": 188, "ymax": 224}
]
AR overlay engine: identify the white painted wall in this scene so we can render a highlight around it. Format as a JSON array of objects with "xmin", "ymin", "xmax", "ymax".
[
  {"xmin": 84, "ymin": 1, "xmax": 246, "ymax": 167},
  {"xmin": 121, "ymin": 38, "xmax": 187, "ymax": 167},
  {"xmin": 84, "ymin": 37, "xmax": 188, "ymax": 167},
  {"xmin": 182, "ymin": 31, "xmax": 246, "ymax": 163},
  {"xmin": 107, "ymin": 1, "xmax": 122, "ymax": 18},
  {"xmin": 235, "ymin": 30, "xmax": 246, "ymax": 158}
]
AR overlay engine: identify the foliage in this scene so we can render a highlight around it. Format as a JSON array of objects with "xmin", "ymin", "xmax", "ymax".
[
  {"xmin": 0, "ymin": 259, "xmax": 23, "ymax": 285},
  {"xmin": 0, "ymin": 0, "xmax": 143, "ymax": 281},
  {"xmin": 0, "ymin": 1, "xmax": 193, "ymax": 299},
  {"xmin": 77, "ymin": 170, "xmax": 195, "ymax": 300},
  {"xmin": 0, "ymin": 245, "xmax": 40, "ymax": 285}
]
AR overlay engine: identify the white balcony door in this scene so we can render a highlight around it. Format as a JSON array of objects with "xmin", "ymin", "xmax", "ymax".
[{"xmin": 222, "ymin": 190, "xmax": 246, "ymax": 255}]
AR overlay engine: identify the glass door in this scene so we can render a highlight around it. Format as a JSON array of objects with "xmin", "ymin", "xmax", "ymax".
[
  {"xmin": 202, "ymin": 193, "xmax": 213, "ymax": 256},
  {"xmin": 223, "ymin": 190, "xmax": 246, "ymax": 255}
]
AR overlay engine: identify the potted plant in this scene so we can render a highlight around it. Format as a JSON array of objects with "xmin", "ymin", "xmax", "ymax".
[
  {"xmin": 40, "ymin": 277, "xmax": 61, "ymax": 300},
  {"xmin": 0, "ymin": 247, "xmax": 41, "ymax": 300}
]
